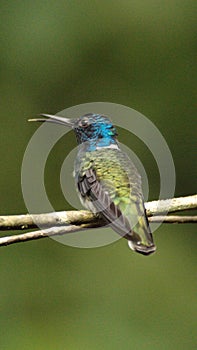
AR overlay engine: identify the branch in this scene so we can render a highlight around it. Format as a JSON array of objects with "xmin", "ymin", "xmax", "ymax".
[
  {"xmin": 0, "ymin": 194, "xmax": 196, "ymax": 231},
  {"xmin": 149, "ymin": 215, "xmax": 197, "ymax": 223},
  {"xmin": 145, "ymin": 194, "xmax": 197, "ymax": 215},
  {"xmin": 0, "ymin": 194, "xmax": 196, "ymax": 247}
]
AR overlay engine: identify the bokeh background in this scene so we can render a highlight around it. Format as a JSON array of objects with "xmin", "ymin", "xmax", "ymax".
[{"xmin": 0, "ymin": 1, "xmax": 196, "ymax": 349}]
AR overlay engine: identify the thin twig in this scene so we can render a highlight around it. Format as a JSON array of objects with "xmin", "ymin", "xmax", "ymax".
[
  {"xmin": 149, "ymin": 215, "xmax": 197, "ymax": 223},
  {"xmin": 145, "ymin": 194, "xmax": 197, "ymax": 215},
  {"xmin": 0, "ymin": 194, "xmax": 196, "ymax": 231},
  {"xmin": 0, "ymin": 211, "xmax": 97, "ymax": 231},
  {"xmin": 0, "ymin": 194, "xmax": 196, "ymax": 247},
  {"xmin": 0, "ymin": 223, "xmax": 102, "ymax": 247},
  {"xmin": 0, "ymin": 215, "xmax": 196, "ymax": 247}
]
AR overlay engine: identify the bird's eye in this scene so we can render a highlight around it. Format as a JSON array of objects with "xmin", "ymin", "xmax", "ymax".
[{"xmin": 80, "ymin": 118, "xmax": 89, "ymax": 127}]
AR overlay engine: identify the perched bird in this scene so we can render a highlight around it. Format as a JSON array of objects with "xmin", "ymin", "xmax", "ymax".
[{"xmin": 29, "ymin": 113, "xmax": 156, "ymax": 255}]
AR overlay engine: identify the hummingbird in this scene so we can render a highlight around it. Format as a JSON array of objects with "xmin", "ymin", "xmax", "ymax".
[{"xmin": 29, "ymin": 113, "xmax": 156, "ymax": 255}]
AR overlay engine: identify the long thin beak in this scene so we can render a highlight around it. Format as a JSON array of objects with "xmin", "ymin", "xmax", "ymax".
[{"xmin": 28, "ymin": 114, "xmax": 75, "ymax": 127}]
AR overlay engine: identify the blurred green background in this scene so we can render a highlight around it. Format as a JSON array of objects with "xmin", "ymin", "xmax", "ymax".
[{"xmin": 0, "ymin": 1, "xmax": 196, "ymax": 349}]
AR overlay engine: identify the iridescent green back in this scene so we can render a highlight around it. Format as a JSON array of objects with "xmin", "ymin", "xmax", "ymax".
[{"xmin": 75, "ymin": 148, "xmax": 152, "ymax": 247}]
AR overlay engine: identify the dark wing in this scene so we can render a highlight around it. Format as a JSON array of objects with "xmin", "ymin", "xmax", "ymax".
[{"xmin": 77, "ymin": 168, "xmax": 132, "ymax": 239}]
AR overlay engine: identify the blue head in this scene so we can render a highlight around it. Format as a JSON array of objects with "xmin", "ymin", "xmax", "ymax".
[
  {"xmin": 73, "ymin": 113, "xmax": 118, "ymax": 147},
  {"xmin": 29, "ymin": 113, "xmax": 118, "ymax": 149}
]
